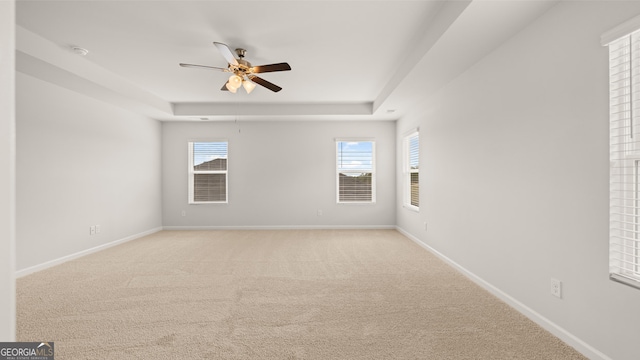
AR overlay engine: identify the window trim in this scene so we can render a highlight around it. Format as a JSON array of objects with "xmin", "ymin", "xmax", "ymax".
[
  {"xmin": 403, "ymin": 129, "xmax": 419, "ymax": 212},
  {"xmin": 188, "ymin": 140, "xmax": 228, "ymax": 204},
  {"xmin": 602, "ymin": 13, "xmax": 640, "ymax": 46},
  {"xmin": 335, "ymin": 138, "xmax": 376, "ymax": 204}
]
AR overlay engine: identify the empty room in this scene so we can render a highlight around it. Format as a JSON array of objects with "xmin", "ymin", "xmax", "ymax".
[{"xmin": 2, "ymin": 0, "xmax": 640, "ymax": 359}]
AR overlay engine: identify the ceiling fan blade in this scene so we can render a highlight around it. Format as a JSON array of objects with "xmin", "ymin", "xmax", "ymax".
[
  {"xmin": 179, "ymin": 63, "xmax": 227, "ymax": 71},
  {"xmin": 251, "ymin": 62, "xmax": 291, "ymax": 74},
  {"xmin": 213, "ymin": 42, "xmax": 239, "ymax": 66},
  {"xmin": 248, "ymin": 75, "xmax": 282, "ymax": 92}
]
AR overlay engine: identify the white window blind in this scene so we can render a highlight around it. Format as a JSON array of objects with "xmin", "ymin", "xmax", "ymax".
[
  {"xmin": 404, "ymin": 131, "xmax": 419, "ymax": 210},
  {"xmin": 609, "ymin": 30, "xmax": 640, "ymax": 289},
  {"xmin": 336, "ymin": 140, "xmax": 375, "ymax": 203},
  {"xmin": 188, "ymin": 141, "xmax": 228, "ymax": 203}
]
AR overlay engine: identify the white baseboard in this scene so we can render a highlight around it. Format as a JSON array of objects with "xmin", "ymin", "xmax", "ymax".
[
  {"xmin": 163, "ymin": 225, "xmax": 397, "ymax": 231},
  {"xmin": 395, "ymin": 226, "xmax": 611, "ymax": 360},
  {"xmin": 16, "ymin": 227, "xmax": 163, "ymax": 278}
]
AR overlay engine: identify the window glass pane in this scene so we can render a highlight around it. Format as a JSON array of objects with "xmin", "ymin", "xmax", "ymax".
[
  {"xmin": 410, "ymin": 172, "xmax": 419, "ymax": 207},
  {"xmin": 409, "ymin": 135, "xmax": 419, "ymax": 170},
  {"xmin": 337, "ymin": 141, "xmax": 373, "ymax": 171},
  {"xmin": 339, "ymin": 172, "xmax": 372, "ymax": 202},
  {"xmin": 194, "ymin": 173, "xmax": 226, "ymax": 202},
  {"xmin": 193, "ymin": 142, "xmax": 227, "ymax": 171},
  {"xmin": 336, "ymin": 140, "xmax": 374, "ymax": 203}
]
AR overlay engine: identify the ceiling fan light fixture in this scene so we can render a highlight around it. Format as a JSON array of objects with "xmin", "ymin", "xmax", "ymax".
[
  {"xmin": 225, "ymin": 82, "xmax": 238, "ymax": 93},
  {"xmin": 228, "ymin": 74, "xmax": 242, "ymax": 90},
  {"xmin": 242, "ymin": 80, "xmax": 256, "ymax": 94}
]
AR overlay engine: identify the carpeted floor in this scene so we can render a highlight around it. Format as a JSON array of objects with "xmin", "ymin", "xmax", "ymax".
[{"xmin": 17, "ymin": 230, "xmax": 586, "ymax": 359}]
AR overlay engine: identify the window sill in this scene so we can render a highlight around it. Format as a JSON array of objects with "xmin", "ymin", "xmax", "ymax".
[
  {"xmin": 403, "ymin": 204, "xmax": 419, "ymax": 213},
  {"xmin": 188, "ymin": 201, "xmax": 228, "ymax": 205},
  {"xmin": 610, "ymin": 273, "xmax": 640, "ymax": 290},
  {"xmin": 337, "ymin": 201, "xmax": 376, "ymax": 205}
]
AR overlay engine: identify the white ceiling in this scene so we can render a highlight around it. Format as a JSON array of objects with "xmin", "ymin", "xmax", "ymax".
[{"xmin": 15, "ymin": 0, "xmax": 558, "ymax": 122}]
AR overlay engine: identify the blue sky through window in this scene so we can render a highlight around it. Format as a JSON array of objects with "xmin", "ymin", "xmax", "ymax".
[
  {"xmin": 409, "ymin": 135, "xmax": 419, "ymax": 169},
  {"xmin": 337, "ymin": 141, "xmax": 373, "ymax": 172},
  {"xmin": 193, "ymin": 142, "xmax": 227, "ymax": 166}
]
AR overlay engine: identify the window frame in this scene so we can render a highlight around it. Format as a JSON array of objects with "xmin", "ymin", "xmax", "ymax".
[
  {"xmin": 187, "ymin": 140, "xmax": 228, "ymax": 204},
  {"xmin": 335, "ymin": 138, "xmax": 376, "ymax": 204},
  {"xmin": 607, "ymin": 29, "xmax": 640, "ymax": 290},
  {"xmin": 403, "ymin": 130, "xmax": 419, "ymax": 212}
]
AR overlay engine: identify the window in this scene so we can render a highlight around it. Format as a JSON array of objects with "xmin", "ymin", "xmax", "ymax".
[
  {"xmin": 607, "ymin": 29, "xmax": 640, "ymax": 289},
  {"xmin": 188, "ymin": 141, "xmax": 228, "ymax": 203},
  {"xmin": 403, "ymin": 130, "xmax": 419, "ymax": 210},
  {"xmin": 336, "ymin": 140, "xmax": 375, "ymax": 203}
]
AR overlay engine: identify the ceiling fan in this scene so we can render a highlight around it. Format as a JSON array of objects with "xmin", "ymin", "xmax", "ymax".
[{"xmin": 179, "ymin": 42, "xmax": 291, "ymax": 93}]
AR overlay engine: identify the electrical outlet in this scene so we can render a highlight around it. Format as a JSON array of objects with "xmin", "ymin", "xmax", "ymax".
[
  {"xmin": 181, "ymin": 210, "xmax": 186, "ymax": 217},
  {"xmin": 424, "ymin": 222, "xmax": 428, "ymax": 231},
  {"xmin": 95, "ymin": 225, "xmax": 101, "ymax": 234},
  {"xmin": 89, "ymin": 225, "xmax": 96, "ymax": 235},
  {"xmin": 317, "ymin": 209, "xmax": 323, "ymax": 216},
  {"xmin": 551, "ymin": 278, "xmax": 562, "ymax": 298}
]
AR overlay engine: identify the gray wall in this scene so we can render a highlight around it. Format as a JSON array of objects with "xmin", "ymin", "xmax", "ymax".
[
  {"xmin": 162, "ymin": 120, "xmax": 396, "ymax": 228},
  {"xmin": 16, "ymin": 73, "xmax": 163, "ymax": 271},
  {"xmin": 396, "ymin": 2, "xmax": 640, "ymax": 359},
  {"xmin": 0, "ymin": 0, "xmax": 16, "ymax": 342}
]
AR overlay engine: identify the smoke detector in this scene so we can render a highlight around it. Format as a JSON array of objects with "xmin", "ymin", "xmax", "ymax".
[{"xmin": 71, "ymin": 46, "xmax": 89, "ymax": 56}]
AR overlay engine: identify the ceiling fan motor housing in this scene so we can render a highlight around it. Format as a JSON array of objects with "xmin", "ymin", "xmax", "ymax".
[{"xmin": 232, "ymin": 57, "xmax": 252, "ymax": 77}]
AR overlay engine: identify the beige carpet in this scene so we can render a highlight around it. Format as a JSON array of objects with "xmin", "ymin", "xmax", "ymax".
[{"xmin": 17, "ymin": 230, "xmax": 586, "ymax": 359}]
